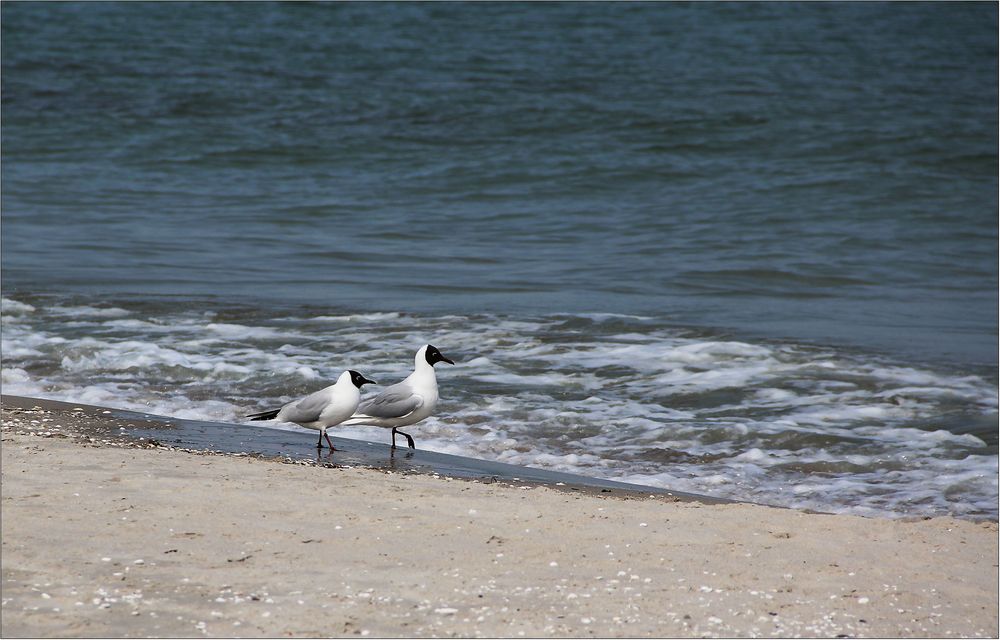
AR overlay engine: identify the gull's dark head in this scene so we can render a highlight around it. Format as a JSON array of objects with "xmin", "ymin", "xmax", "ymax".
[
  {"xmin": 424, "ymin": 344, "xmax": 455, "ymax": 367},
  {"xmin": 348, "ymin": 370, "xmax": 377, "ymax": 388}
]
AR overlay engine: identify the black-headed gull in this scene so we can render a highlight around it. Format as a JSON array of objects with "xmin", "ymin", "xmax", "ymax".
[
  {"xmin": 247, "ymin": 369, "xmax": 377, "ymax": 450},
  {"xmin": 342, "ymin": 344, "xmax": 455, "ymax": 449}
]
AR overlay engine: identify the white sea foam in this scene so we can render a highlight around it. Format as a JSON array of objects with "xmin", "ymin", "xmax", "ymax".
[
  {"xmin": 2, "ymin": 296, "xmax": 996, "ymax": 520},
  {"xmin": 103, "ymin": 319, "xmax": 170, "ymax": 330},
  {"xmin": 1, "ymin": 297, "xmax": 36, "ymax": 315},
  {"xmin": 1, "ymin": 338, "xmax": 44, "ymax": 359},
  {"xmin": 204, "ymin": 323, "xmax": 302, "ymax": 340},
  {"xmin": 2, "ymin": 367, "xmax": 32, "ymax": 385},
  {"xmin": 48, "ymin": 305, "xmax": 131, "ymax": 318},
  {"xmin": 568, "ymin": 312, "xmax": 654, "ymax": 321},
  {"xmin": 307, "ymin": 312, "xmax": 403, "ymax": 323}
]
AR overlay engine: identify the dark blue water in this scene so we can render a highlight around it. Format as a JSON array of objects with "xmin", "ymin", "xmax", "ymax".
[
  {"xmin": 3, "ymin": 2, "xmax": 996, "ymax": 368},
  {"xmin": 2, "ymin": 3, "xmax": 997, "ymax": 519}
]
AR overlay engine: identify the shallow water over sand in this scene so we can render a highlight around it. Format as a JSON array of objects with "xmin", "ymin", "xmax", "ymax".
[{"xmin": 3, "ymin": 295, "xmax": 996, "ymax": 520}]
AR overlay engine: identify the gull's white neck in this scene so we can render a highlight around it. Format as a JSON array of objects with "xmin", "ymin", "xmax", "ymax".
[{"xmin": 408, "ymin": 347, "xmax": 438, "ymax": 387}]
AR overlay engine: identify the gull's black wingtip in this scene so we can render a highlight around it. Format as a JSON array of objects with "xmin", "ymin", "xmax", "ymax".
[{"xmin": 247, "ymin": 409, "xmax": 280, "ymax": 421}]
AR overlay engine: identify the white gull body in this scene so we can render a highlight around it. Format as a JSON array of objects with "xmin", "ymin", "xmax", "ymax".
[
  {"xmin": 248, "ymin": 369, "xmax": 376, "ymax": 449},
  {"xmin": 342, "ymin": 344, "xmax": 454, "ymax": 448}
]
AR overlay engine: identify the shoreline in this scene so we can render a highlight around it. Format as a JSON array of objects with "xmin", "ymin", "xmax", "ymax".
[
  {"xmin": 2, "ymin": 399, "xmax": 998, "ymax": 637},
  {"xmin": 0, "ymin": 394, "xmax": 736, "ymax": 505}
]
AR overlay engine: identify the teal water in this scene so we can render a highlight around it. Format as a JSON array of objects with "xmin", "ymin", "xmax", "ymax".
[{"xmin": 2, "ymin": 3, "xmax": 997, "ymax": 518}]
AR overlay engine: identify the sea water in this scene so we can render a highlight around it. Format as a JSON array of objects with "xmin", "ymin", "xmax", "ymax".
[{"xmin": 2, "ymin": 3, "xmax": 997, "ymax": 519}]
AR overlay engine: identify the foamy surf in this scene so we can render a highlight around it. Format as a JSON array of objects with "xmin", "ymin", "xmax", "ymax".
[{"xmin": 2, "ymin": 295, "xmax": 996, "ymax": 520}]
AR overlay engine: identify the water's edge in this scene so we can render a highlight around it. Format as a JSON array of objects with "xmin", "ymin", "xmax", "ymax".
[{"xmin": 1, "ymin": 394, "xmax": 739, "ymax": 506}]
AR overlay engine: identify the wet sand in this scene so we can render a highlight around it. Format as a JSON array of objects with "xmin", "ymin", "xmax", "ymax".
[
  {"xmin": 0, "ymin": 395, "xmax": 730, "ymax": 503},
  {"xmin": 1, "ymin": 398, "xmax": 997, "ymax": 638}
]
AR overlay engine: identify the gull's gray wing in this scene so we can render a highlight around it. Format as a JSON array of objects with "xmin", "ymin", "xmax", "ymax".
[
  {"xmin": 356, "ymin": 383, "xmax": 422, "ymax": 419},
  {"xmin": 279, "ymin": 387, "xmax": 331, "ymax": 423}
]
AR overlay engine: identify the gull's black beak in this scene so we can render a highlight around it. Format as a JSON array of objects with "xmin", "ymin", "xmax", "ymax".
[
  {"xmin": 362, "ymin": 377, "xmax": 377, "ymax": 386},
  {"xmin": 425, "ymin": 345, "xmax": 456, "ymax": 367}
]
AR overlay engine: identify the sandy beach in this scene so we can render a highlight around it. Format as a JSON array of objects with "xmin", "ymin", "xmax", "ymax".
[{"xmin": 2, "ymin": 401, "xmax": 997, "ymax": 638}]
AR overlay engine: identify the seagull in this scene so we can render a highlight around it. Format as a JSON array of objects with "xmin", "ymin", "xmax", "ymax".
[
  {"xmin": 247, "ymin": 369, "xmax": 377, "ymax": 450},
  {"xmin": 341, "ymin": 344, "xmax": 455, "ymax": 449}
]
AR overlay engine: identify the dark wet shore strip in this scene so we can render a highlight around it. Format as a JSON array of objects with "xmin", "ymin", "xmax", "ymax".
[{"xmin": 1, "ymin": 394, "xmax": 734, "ymax": 505}]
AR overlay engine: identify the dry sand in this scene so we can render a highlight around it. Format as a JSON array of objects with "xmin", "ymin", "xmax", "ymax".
[{"xmin": 1, "ymin": 407, "xmax": 997, "ymax": 638}]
